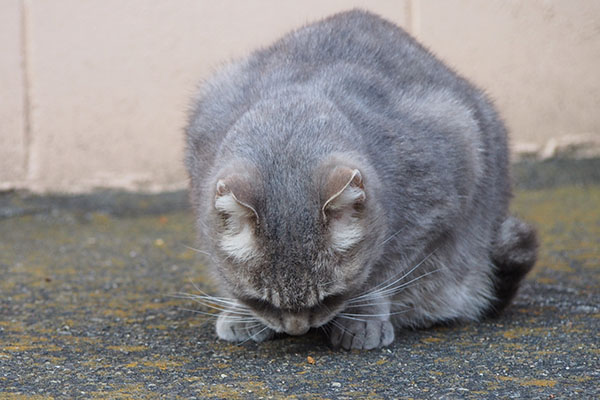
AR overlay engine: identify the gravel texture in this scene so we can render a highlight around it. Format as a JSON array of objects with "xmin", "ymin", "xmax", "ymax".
[{"xmin": 1, "ymin": 159, "xmax": 599, "ymax": 399}]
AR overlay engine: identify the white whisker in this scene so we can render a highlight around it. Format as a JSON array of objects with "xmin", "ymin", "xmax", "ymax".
[
  {"xmin": 349, "ymin": 248, "xmax": 438, "ymax": 303},
  {"xmin": 187, "ymin": 278, "xmax": 221, "ymax": 300},
  {"xmin": 218, "ymin": 318, "xmax": 261, "ymax": 323},
  {"xmin": 178, "ymin": 307, "xmax": 220, "ymax": 318},
  {"xmin": 328, "ymin": 316, "xmax": 348, "ymax": 332},
  {"xmin": 379, "ymin": 226, "xmax": 407, "ymax": 246},
  {"xmin": 239, "ymin": 325, "xmax": 270, "ymax": 345},
  {"xmin": 170, "ymin": 295, "xmax": 253, "ymax": 316},
  {"xmin": 336, "ymin": 314, "xmax": 370, "ymax": 322},
  {"xmin": 367, "ymin": 269, "xmax": 441, "ymax": 299},
  {"xmin": 174, "ymin": 293, "xmax": 250, "ymax": 311},
  {"xmin": 320, "ymin": 324, "xmax": 332, "ymax": 337},
  {"xmin": 345, "ymin": 301, "xmax": 412, "ymax": 309},
  {"xmin": 179, "ymin": 307, "xmax": 256, "ymax": 321},
  {"xmin": 183, "ymin": 244, "xmax": 213, "ymax": 257},
  {"xmin": 340, "ymin": 309, "xmax": 412, "ymax": 318}
]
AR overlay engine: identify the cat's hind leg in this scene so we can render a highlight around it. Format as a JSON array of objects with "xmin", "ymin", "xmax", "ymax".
[{"xmin": 486, "ymin": 216, "xmax": 538, "ymax": 317}]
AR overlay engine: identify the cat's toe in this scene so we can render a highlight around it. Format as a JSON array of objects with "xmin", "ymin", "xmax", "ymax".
[
  {"xmin": 360, "ymin": 319, "xmax": 394, "ymax": 349},
  {"xmin": 329, "ymin": 318, "xmax": 394, "ymax": 350},
  {"xmin": 216, "ymin": 315, "xmax": 274, "ymax": 343}
]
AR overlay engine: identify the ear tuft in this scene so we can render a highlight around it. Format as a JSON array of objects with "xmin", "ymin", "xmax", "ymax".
[
  {"xmin": 322, "ymin": 167, "xmax": 365, "ymax": 219},
  {"xmin": 214, "ymin": 176, "xmax": 259, "ymax": 221},
  {"xmin": 321, "ymin": 166, "xmax": 366, "ymax": 252},
  {"xmin": 214, "ymin": 174, "xmax": 260, "ymax": 262},
  {"xmin": 216, "ymin": 179, "xmax": 228, "ymax": 196}
]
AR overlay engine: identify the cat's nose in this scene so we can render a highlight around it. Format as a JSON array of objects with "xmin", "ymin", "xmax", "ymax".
[{"xmin": 283, "ymin": 315, "xmax": 310, "ymax": 336}]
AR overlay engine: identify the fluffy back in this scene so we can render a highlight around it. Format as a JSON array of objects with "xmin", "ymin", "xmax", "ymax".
[{"xmin": 185, "ymin": 9, "xmax": 514, "ymax": 336}]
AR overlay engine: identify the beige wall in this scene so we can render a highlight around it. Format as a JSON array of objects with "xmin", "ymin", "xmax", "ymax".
[
  {"xmin": 1, "ymin": 0, "xmax": 599, "ymax": 193},
  {"xmin": 0, "ymin": 0, "xmax": 26, "ymax": 190}
]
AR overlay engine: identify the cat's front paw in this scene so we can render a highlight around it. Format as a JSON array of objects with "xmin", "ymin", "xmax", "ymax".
[
  {"xmin": 329, "ymin": 317, "xmax": 394, "ymax": 350},
  {"xmin": 216, "ymin": 313, "xmax": 274, "ymax": 343}
]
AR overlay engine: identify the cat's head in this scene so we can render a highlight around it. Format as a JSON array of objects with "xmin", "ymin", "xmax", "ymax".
[{"xmin": 206, "ymin": 155, "xmax": 385, "ymax": 335}]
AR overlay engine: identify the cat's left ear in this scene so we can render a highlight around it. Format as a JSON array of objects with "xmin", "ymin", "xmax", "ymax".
[
  {"xmin": 214, "ymin": 174, "xmax": 259, "ymax": 223},
  {"xmin": 321, "ymin": 166, "xmax": 366, "ymax": 221}
]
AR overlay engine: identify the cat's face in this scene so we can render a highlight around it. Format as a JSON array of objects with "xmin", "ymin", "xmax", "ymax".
[{"xmin": 207, "ymin": 161, "xmax": 382, "ymax": 335}]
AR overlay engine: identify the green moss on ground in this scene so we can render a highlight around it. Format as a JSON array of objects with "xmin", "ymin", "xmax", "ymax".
[{"xmin": 1, "ymin": 172, "xmax": 598, "ymax": 398}]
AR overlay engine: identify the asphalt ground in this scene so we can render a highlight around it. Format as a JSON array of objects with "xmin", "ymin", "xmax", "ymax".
[{"xmin": 1, "ymin": 159, "xmax": 599, "ymax": 399}]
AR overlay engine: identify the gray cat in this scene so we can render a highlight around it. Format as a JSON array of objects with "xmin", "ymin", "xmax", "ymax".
[{"xmin": 184, "ymin": 10, "xmax": 537, "ymax": 350}]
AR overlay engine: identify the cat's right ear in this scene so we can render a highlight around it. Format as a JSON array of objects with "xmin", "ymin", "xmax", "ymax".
[
  {"xmin": 214, "ymin": 175, "xmax": 259, "ymax": 223},
  {"xmin": 321, "ymin": 166, "xmax": 367, "ymax": 252},
  {"xmin": 321, "ymin": 166, "xmax": 366, "ymax": 221}
]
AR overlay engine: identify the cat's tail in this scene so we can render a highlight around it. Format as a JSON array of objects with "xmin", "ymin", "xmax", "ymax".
[{"xmin": 485, "ymin": 216, "xmax": 538, "ymax": 317}]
